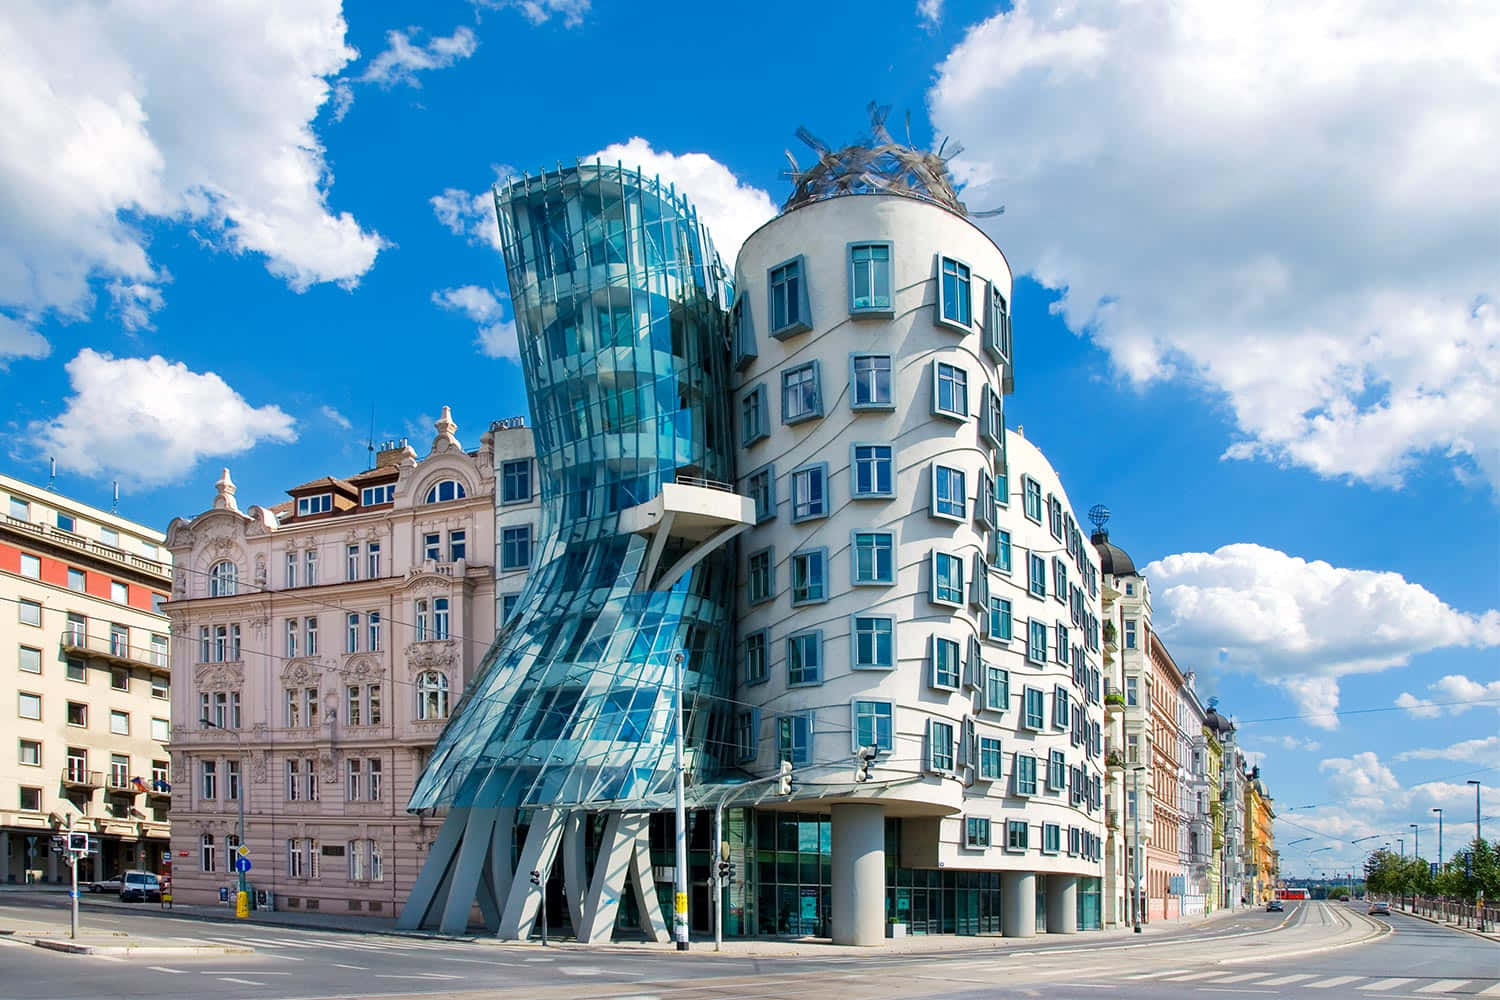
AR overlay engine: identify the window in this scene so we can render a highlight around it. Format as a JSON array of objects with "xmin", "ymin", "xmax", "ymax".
[
  {"xmin": 732, "ymin": 290, "xmax": 757, "ymax": 369},
  {"xmin": 1004, "ymin": 819, "xmax": 1028, "ymax": 852},
  {"xmin": 1014, "ymin": 754, "xmax": 1038, "ymax": 796},
  {"xmin": 151, "ymin": 717, "xmax": 169, "ymax": 742},
  {"xmin": 933, "ymin": 362, "xmax": 969, "ymax": 419},
  {"xmin": 67, "ymin": 568, "xmax": 86, "ymax": 592},
  {"xmin": 1048, "ymin": 750, "xmax": 1067, "ymax": 790},
  {"xmin": 965, "ymin": 816, "xmax": 992, "ymax": 848},
  {"xmin": 501, "ymin": 459, "xmax": 532, "ymax": 504},
  {"xmin": 930, "ymin": 636, "xmax": 961, "ymax": 690},
  {"xmin": 850, "ymin": 354, "xmax": 893, "ymax": 409},
  {"xmin": 209, "ymin": 560, "xmax": 238, "ymax": 596},
  {"xmin": 66, "ymin": 701, "xmax": 84, "ymax": 726},
  {"xmin": 423, "ymin": 533, "xmax": 441, "ymax": 562},
  {"xmin": 346, "ymin": 544, "xmax": 360, "ymax": 581},
  {"xmin": 18, "ymin": 786, "xmax": 42, "ymax": 811},
  {"xmin": 938, "ymin": 256, "xmax": 972, "ymax": 327},
  {"xmin": 432, "ymin": 598, "xmax": 449, "ymax": 640},
  {"xmin": 201, "ymin": 834, "xmax": 216, "ymax": 872},
  {"xmin": 367, "ymin": 757, "xmax": 382, "ymax": 801},
  {"xmin": 1027, "ymin": 553, "xmax": 1046, "ymax": 599},
  {"xmin": 285, "ymin": 758, "xmax": 300, "ymax": 800},
  {"xmin": 789, "ymin": 549, "xmax": 827, "ymax": 605},
  {"xmin": 931, "ymin": 551, "xmax": 964, "ymax": 606},
  {"xmin": 984, "ymin": 666, "xmax": 1010, "ymax": 713},
  {"xmin": 361, "ymin": 483, "xmax": 395, "ymax": 506},
  {"xmin": 988, "ymin": 284, "xmax": 1013, "ymax": 363},
  {"xmin": 502, "ymin": 593, "xmax": 519, "ymax": 622},
  {"xmin": 18, "ymin": 599, "xmax": 41, "ymax": 627},
  {"xmin": 744, "ymin": 630, "xmax": 769, "ymax": 685},
  {"xmin": 109, "ymin": 710, "xmax": 129, "ymax": 735},
  {"xmin": 981, "ymin": 386, "xmax": 1004, "ymax": 448},
  {"xmin": 18, "ymin": 645, "xmax": 41, "ymax": 674},
  {"xmin": 18, "ymin": 739, "xmax": 41, "ymax": 766},
  {"xmin": 288, "ymin": 838, "xmax": 306, "ymax": 878},
  {"xmin": 734, "ymin": 711, "xmax": 758, "ymax": 762},
  {"xmin": 790, "ymin": 464, "xmax": 828, "ymax": 521},
  {"xmin": 1053, "ymin": 557, "xmax": 1067, "ymax": 602},
  {"xmin": 56, "ymin": 511, "xmax": 75, "ymax": 532},
  {"xmin": 296, "ymin": 493, "xmax": 333, "ymax": 516},
  {"xmin": 768, "ymin": 257, "xmax": 811, "ymax": 337},
  {"xmin": 1055, "ymin": 624, "xmax": 1069, "ymax": 665},
  {"xmin": 284, "ymin": 551, "xmax": 297, "ymax": 588},
  {"xmin": 747, "ymin": 548, "xmax": 774, "ymax": 605},
  {"xmin": 740, "ymin": 387, "xmax": 769, "ymax": 447},
  {"xmin": 787, "ymin": 632, "xmax": 822, "ymax": 686},
  {"xmin": 305, "ymin": 548, "xmax": 318, "ymax": 585},
  {"xmin": 501, "ymin": 525, "xmax": 532, "ymax": 571},
  {"xmin": 842, "ymin": 240, "xmax": 895, "ymax": 314},
  {"xmin": 1022, "ymin": 476, "xmax": 1043, "ymax": 522},
  {"xmin": 851, "ymin": 615, "xmax": 895, "ymax": 669},
  {"xmin": 424, "ymin": 479, "xmax": 467, "ymax": 503},
  {"xmin": 20, "ymin": 553, "xmax": 41, "ymax": 579},
  {"xmin": 987, "ymin": 597, "xmax": 1013, "ymax": 641},
  {"xmin": 1125, "ymin": 619, "xmax": 1137, "ymax": 649},
  {"xmin": 9, "ymin": 497, "xmax": 29, "ymax": 520},
  {"xmin": 368, "ymin": 684, "xmax": 381, "ymax": 724},
  {"xmin": 226, "ymin": 760, "xmax": 240, "ymax": 801},
  {"xmin": 304, "ymin": 616, "xmax": 319, "ymax": 655},
  {"xmin": 852, "ymin": 700, "xmax": 893, "ymax": 751},
  {"xmin": 851, "ymin": 443, "xmax": 894, "ymax": 497},
  {"xmin": 367, "ymin": 541, "xmax": 382, "ymax": 578},
  {"xmin": 66, "ymin": 656, "xmax": 85, "ymax": 682},
  {"xmin": 979, "ymin": 737, "xmax": 1003, "ymax": 780},
  {"xmin": 931, "ymin": 464, "xmax": 966, "ymax": 520},
  {"xmin": 1125, "ymin": 676, "xmax": 1139, "ymax": 707},
  {"xmin": 150, "ymin": 633, "xmax": 168, "ymax": 668},
  {"xmin": 776, "ymin": 714, "xmax": 811, "ymax": 765},
  {"xmin": 852, "ymin": 531, "xmax": 894, "ymax": 585},
  {"xmin": 781, "ymin": 362, "xmax": 822, "ymax": 423},
  {"xmin": 447, "ymin": 529, "xmax": 467, "ymax": 563},
  {"xmin": 346, "ymin": 613, "xmax": 359, "ymax": 653},
  {"xmin": 417, "ymin": 672, "xmax": 449, "ymax": 720},
  {"xmin": 346, "ymin": 758, "xmax": 361, "ymax": 801},
  {"xmin": 745, "ymin": 465, "xmax": 776, "ymax": 523},
  {"xmin": 201, "ymin": 760, "xmax": 218, "ymax": 800},
  {"xmin": 1023, "ymin": 688, "xmax": 1044, "ymax": 730},
  {"xmin": 928, "ymin": 719, "xmax": 955, "ymax": 771},
  {"xmin": 1042, "ymin": 823, "xmax": 1061, "ymax": 855},
  {"xmin": 284, "ymin": 687, "xmax": 300, "ymax": 728}
]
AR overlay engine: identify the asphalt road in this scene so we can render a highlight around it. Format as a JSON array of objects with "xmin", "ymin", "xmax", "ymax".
[{"xmin": 0, "ymin": 898, "xmax": 1492, "ymax": 999}]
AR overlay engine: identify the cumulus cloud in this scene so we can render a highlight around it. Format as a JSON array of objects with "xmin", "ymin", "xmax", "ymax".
[
  {"xmin": 431, "ymin": 185, "xmax": 505, "ymax": 252},
  {"xmin": 1396, "ymin": 735, "xmax": 1500, "ymax": 764},
  {"xmin": 1271, "ymin": 735, "xmax": 1323, "ymax": 753},
  {"xmin": 358, "ymin": 26, "xmax": 477, "ymax": 88},
  {"xmin": 0, "ymin": 314, "xmax": 50, "ymax": 367},
  {"xmin": 1320, "ymin": 752, "xmax": 1401, "ymax": 812},
  {"xmin": 1395, "ymin": 674, "xmax": 1500, "ymax": 719},
  {"xmin": 0, "ymin": 0, "xmax": 385, "ymax": 336},
  {"xmin": 1144, "ymin": 544, "xmax": 1500, "ymax": 728},
  {"xmin": 586, "ymin": 138, "xmax": 777, "ymax": 264},
  {"xmin": 432, "ymin": 285, "xmax": 517, "ymax": 361},
  {"xmin": 320, "ymin": 405, "xmax": 352, "ymax": 430},
  {"xmin": 31, "ymin": 349, "xmax": 297, "ymax": 487},
  {"xmin": 470, "ymin": 0, "xmax": 590, "ymax": 28},
  {"xmin": 917, "ymin": 0, "xmax": 942, "ymax": 27},
  {"xmin": 929, "ymin": 0, "xmax": 1500, "ymax": 490}
]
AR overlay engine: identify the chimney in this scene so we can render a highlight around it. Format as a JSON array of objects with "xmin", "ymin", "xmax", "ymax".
[{"xmin": 375, "ymin": 438, "xmax": 417, "ymax": 468}]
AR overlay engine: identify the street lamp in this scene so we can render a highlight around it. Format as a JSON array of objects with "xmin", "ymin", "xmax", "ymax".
[
  {"xmin": 1467, "ymin": 780, "xmax": 1482, "ymax": 845},
  {"xmin": 1398, "ymin": 837, "xmax": 1405, "ymax": 858},
  {"xmin": 1433, "ymin": 809, "xmax": 1443, "ymax": 868},
  {"xmin": 671, "ymin": 651, "xmax": 689, "ymax": 952},
  {"xmin": 1410, "ymin": 824, "xmax": 1420, "ymax": 861},
  {"xmin": 200, "ymin": 716, "xmax": 246, "ymax": 917},
  {"xmin": 1131, "ymin": 765, "xmax": 1147, "ymax": 933}
]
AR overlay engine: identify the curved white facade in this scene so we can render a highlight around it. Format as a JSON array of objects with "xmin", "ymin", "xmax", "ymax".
[{"xmin": 730, "ymin": 193, "xmax": 1106, "ymax": 888}]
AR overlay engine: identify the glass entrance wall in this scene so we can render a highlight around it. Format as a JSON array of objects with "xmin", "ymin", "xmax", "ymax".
[{"xmin": 1077, "ymin": 875, "xmax": 1103, "ymax": 930}]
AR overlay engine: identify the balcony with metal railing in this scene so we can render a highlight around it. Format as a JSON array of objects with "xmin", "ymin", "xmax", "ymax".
[
  {"xmin": 60, "ymin": 626, "xmax": 170, "ymax": 676},
  {"xmin": 62, "ymin": 766, "xmax": 103, "ymax": 790},
  {"xmin": 106, "ymin": 773, "xmax": 140, "ymax": 796},
  {"xmin": 2, "ymin": 513, "xmax": 169, "ymax": 580}
]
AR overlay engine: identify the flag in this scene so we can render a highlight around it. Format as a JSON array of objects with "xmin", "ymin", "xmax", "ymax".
[{"xmin": 131, "ymin": 776, "xmax": 148, "ymax": 793}]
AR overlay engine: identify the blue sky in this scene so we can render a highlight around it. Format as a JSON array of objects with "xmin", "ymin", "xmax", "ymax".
[{"xmin": 3, "ymin": 0, "xmax": 1497, "ymax": 876}]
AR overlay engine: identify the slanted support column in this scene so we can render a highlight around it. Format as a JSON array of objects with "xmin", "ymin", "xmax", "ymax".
[
  {"xmin": 1002, "ymin": 871, "xmax": 1036, "ymax": 938},
  {"xmin": 627, "ymin": 815, "xmax": 669, "ymax": 942},
  {"xmin": 1046, "ymin": 875, "xmax": 1078, "ymax": 934},
  {"xmin": 438, "ymin": 772, "xmax": 507, "ymax": 935},
  {"xmin": 575, "ymin": 812, "xmax": 637, "ymax": 943},
  {"xmin": 396, "ymin": 807, "xmax": 468, "ymax": 930},
  {"xmin": 498, "ymin": 809, "xmax": 566, "ymax": 940},
  {"xmin": 561, "ymin": 812, "xmax": 588, "ymax": 933},
  {"xmin": 830, "ymin": 803, "xmax": 885, "ymax": 946}
]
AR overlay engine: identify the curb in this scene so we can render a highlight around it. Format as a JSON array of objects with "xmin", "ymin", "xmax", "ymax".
[
  {"xmin": 1216, "ymin": 906, "xmax": 1391, "ymax": 965},
  {"xmin": 1397, "ymin": 908, "xmax": 1500, "ymax": 945},
  {"xmin": 31, "ymin": 938, "xmax": 254, "ymax": 957}
]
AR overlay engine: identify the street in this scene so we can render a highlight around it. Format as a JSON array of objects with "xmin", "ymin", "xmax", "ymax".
[{"xmin": 0, "ymin": 898, "xmax": 1493, "ymax": 1000}]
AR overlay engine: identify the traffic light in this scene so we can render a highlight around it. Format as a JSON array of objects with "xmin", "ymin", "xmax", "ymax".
[
  {"xmin": 716, "ymin": 860, "xmax": 736, "ymax": 884},
  {"xmin": 854, "ymin": 745, "xmax": 878, "ymax": 783},
  {"xmin": 67, "ymin": 832, "xmax": 89, "ymax": 854},
  {"xmin": 777, "ymin": 760, "xmax": 794, "ymax": 796},
  {"xmin": 528, "ymin": 869, "xmax": 542, "ymax": 886}
]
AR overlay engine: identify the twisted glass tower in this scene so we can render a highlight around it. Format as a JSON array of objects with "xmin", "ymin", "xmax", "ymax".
[{"xmin": 408, "ymin": 163, "xmax": 741, "ymax": 818}]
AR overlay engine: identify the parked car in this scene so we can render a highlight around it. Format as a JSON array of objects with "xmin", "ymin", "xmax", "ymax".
[
  {"xmin": 87, "ymin": 874, "xmax": 125, "ymax": 894},
  {"xmin": 119, "ymin": 870, "xmax": 161, "ymax": 902},
  {"xmin": 1266, "ymin": 899, "xmax": 1285, "ymax": 912},
  {"xmin": 1368, "ymin": 900, "xmax": 1391, "ymax": 915}
]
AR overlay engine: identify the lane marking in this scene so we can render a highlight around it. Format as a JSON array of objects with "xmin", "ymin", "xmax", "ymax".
[
  {"xmin": 1260, "ymin": 974, "xmax": 1317, "ymax": 986},
  {"xmin": 373, "ymin": 973, "xmax": 463, "ymax": 981},
  {"xmin": 1358, "ymin": 978, "xmax": 1415, "ymax": 991},
  {"xmin": 1213, "ymin": 973, "xmax": 1270, "ymax": 983},
  {"xmin": 147, "ymin": 966, "xmax": 187, "ymax": 974},
  {"xmin": 1198, "ymin": 990, "xmax": 1276, "ymax": 995},
  {"xmin": 332, "ymin": 963, "xmax": 366, "ymax": 970},
  {"xmin": 1128, "ymin": 969, "xmax": 1190, "ymax": 979},
  {"xmin": 218, "ymin": 977, "xmax": 264, "ymax": 986},
  {"xmin": 1306, "ymin": 975, "xmax": 1364, "ymax": 988},
  {"xmin": 1166, "ymin": 971, "xmax": 1233, "ymax": 981},
  {"xmin": 1476, "ymin": 984, "xmax": 1500, "ymax": 996},
  {"xmin": 1416, "ymin": 982, "xmax": 1471, "ymax": 994}
]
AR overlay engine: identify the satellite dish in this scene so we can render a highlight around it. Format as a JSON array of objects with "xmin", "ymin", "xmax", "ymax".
[{"xmin": 1087, "ymin": 504, "xmax": 1111, "ymax": 531}]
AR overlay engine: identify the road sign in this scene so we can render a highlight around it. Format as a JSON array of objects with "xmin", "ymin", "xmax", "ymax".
[
  {"xmin": 219, "ymin": 887, "xmax": 229, "ymax": 902},
  {"xmin": 237, "ymin": 845, "xmax": 250, "ymax": 857},
  {"xmin": 234, "ymin": 857, "xmax": 252, "ymax": 874},
  {"xmin": 1430, "ymin": 862, "xmax": 1439, "ymax": 877}
]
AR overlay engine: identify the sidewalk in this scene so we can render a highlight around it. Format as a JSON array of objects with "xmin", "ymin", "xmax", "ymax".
[{"xmin": 1397, "ymin": 904, "xmax": 1500, "ymax": 943}]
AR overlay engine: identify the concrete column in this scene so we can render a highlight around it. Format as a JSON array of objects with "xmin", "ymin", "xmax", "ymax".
[
  {"xmin": 1, "ymin": 831, "xmax": 10, "ymax": 883},
  {"xmin": 830, "ymin": 803, "xmax": 885, "ymax": 946},
  {"xmin": 1001, "ymin": 871, "xmax": 1036, "ymax": 937},
  {"xmin": 1046, "ymin": 875, "xmax": 1078, "ymax": 934}
]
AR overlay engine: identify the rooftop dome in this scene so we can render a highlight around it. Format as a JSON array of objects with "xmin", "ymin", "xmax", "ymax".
[
  {"xmin": 1204, "ymin": 705, "xmax": 1235, "ymax": 737},
  {"xmin": 1091, "ymin": 529, "xmax": 1137, "ymax": 577}
]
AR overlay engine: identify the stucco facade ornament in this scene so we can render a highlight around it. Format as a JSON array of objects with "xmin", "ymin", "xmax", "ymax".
[
  {"xmin": 251, "ymin": 751, "xmax": 268, "ymax": 784},
  {"xmin": 406, "ymin": 640, "xmax": 458, "ymax": 674},
  {"xmin": 340, "ymin": 656, "xmax": 382, "ymax": 681},
  {"xmin": 282, "ymin": 659, "xmax": 322, "ymax": 686},
  {"xmin": 254, "ymin": 554, "xmax": 267, "ymax": 586},
  {"xmin": 320, "ymin": 751, "xmax": 337, "ymax": 782},
  {"xmin": 194, "ymin": 662, "xmax": 245, "ymax": 689}
]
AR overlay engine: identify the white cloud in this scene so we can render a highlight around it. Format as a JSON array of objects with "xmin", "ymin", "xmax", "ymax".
[
  {"xmin": 586, "ymin": 138, "xmax": 777, "ymax": 265},
  {"xmin": 1396, "ymin": 735, "xmax": 1500, "ymax": 764},
  {"xmin": 431, "ymin": 185, "xmax": 504, "ymax": 252},
  {"xmin": 1395, "ymin": 673, "xmax": 1500, "ymax": 719},
  {"xmin": 329, "ymin": 79, "xmax": 354, "ymax": 122},
  {"xmin": 917, "ymin": 0, "xmax": 942, "ymax": 27},
  {"xmin": 320, "ymin": 405, "xmax": 352, "ymax": 430},
  {"xmin": 1144, "ymin": 543, "xmax": 1500, "ymax": 728},
  {"xmin": 1271, "ymin": 735, "xmax": 1323, "ymax": 753},
  {"xmin": 470, "ymin": 0, "xmax": 590, "ymax": 28},
  {"xmin": 431, "ymin": 285, "xmax": 517, "ymax": 361},
  {"xmin": 31, "ymin": 349, "xmax": 297, "ymax": 488},
  {"xmin": 0, "ymin": 314, "xmax": 50, "ymax": 367},
  {"xmin": 0, "ymin": 0, "xmax": 385, "ymax": 336},
  {"xmin": 929, "ymin": 0, "xmax": 1500, "ymax": 490},
  {"xmin": 1320, "ymin": 752, "xmax": 1401, "ymax": 812},
  {"xmin": 358, "ymin": 26, "xmax": 477, "ymax": 88}
]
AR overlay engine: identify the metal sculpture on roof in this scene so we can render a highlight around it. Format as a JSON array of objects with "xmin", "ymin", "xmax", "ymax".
[{"xmin": 782, "ymin": 102, "xmax": 1004, "ymax": 218}]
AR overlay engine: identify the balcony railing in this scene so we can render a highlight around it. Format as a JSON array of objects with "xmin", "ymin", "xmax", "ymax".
[
  {"xmin": 106, "ymin": 774, "xmax": 139, "ymax": 795},
  {"xmin": 62, "ymin": 767, "xmax": 103, "ymax": 789},
  {"xmin": 60, "ymin": 627, "xmax": 170, "ymax": 675},
  {"xmin": 2, "ymin": 513, "xmax": 169, "ymax": 579}
]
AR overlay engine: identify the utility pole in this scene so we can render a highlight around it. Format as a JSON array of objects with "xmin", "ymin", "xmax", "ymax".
[
  {"xmin": 66, "ymin": 815, "xmax": 80, "ymax": 940},
  {"xmin": 203, "ymin": 716, "xmax": 247, "ymax": 917},
  {"xmin": 1433, "ymin": 809, "xmax": 1443, "ymax": 868},
  {"xmin": 671, "ymin": 651, "xmax": 689, "ymax": 952},
  {"xmin": 1132, "ymin": 766, "xmax": 1145, "ymax": 932}
]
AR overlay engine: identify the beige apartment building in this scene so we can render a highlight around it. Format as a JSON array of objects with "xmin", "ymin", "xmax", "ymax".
[
  {"xmin": 1, "ymin": 473, "xmax": 174, "ymax": 885},
  {"xmin": 163, "ymin": 409, "xmax": 532, "ymax": 916}
]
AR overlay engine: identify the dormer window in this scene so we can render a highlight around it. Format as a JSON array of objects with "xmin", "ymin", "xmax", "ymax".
[
  {"xmin": 296, "ymin": 493, "xmax": 332, "ymax": 516},
  {"xmin": 423, "ymin": 480, "xmax": 467, "ymax": 504},
  {"xmin": 361, "ymin": 483, "xmax": 395, "ymax": 506}
]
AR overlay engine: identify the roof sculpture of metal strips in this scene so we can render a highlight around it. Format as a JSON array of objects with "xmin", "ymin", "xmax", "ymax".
[{"xmin": 781, "ymin": 103, "xmax": 1004, "ymax": 218}]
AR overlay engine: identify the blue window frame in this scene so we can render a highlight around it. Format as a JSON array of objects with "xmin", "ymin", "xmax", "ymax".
[
  {"xmin": 747, "ymin": 547, "xmax": 774, "ymax": 605},
  {"xmin": 969, "ymin": 551, "xmax": 989, "ymax": 608},
  {"xmin": 1015, "ymin": 753, "xmax": 1038, "ymax": 796},
  {"xmin": 741, "ymin": 386, "xmax": 769, "ymax": 447},
  {"xmin": 789, "ymin": 548, "xmax": 828, "ymax": 606},
  {"xmin": 1027, "ymin": 620, "xmax": 1048, "ymax": 664},
  {"xmin": 992, "ymin": 528, "xmax": 1013, "ymax": 574},
  {"xmin": 931, "ymin": 551, "xmax": 964, "ymax": 606},
  {"xmin": 850, "ymin": 353, "xmax": 894, "ymax": 409},
  {"xmin": 981, "ymin": 386, "xmax": 1003, "ymax": 448},
  {"xmin": 1007, "ymin": 818, "xmax": 1029, "ymax": 850},
  {"xmin": 851, "ymin": 531, "xmax": 894, "ymax": 585},
  {"xmin": 931, "ymin": 464, "xmax": 967, "ymax": 521},
  {"xmin": 732, "ymin": 291, "xmax": 757, "ymax": 370},
  {"xmin": 500, "ymin": 525, "xmax": 532, "ymax": 571},
  {"xmin": 979, "ymin": 737, "xmax": 1003, "ymax": 780},
  {"xmin": 1053, "ymin": 686, "xmax": 1070, "ymax": 730},
  {"xmin": 734, "ymin": 709, "xmax": 759, "ymax": 762},
  {"xmin": 977, "ymin": 472, "xmax": 996, "ymax": 529},
  {"xmin": 1028, "ymin": 553, "xmax": 1046, "ymax": 599},
  {"xmin": 933, "ymin": 361, "xmax": 968, "ymax": 419},
  {"xmin": 1055, "ymin": 623, "xmax": 1069, "ymax": 664},
  {"xmin": 776, "ymin": 713, "xmax": 812, "ymax": 765},
  {"xmin": 930, "ymin": 635, "xmax": 961, "ymax": 690},
  {"xmin": 1022, "ymin": 688, "xmax": 1044, "ymax": 731},
  {"xmin": 781, "ymin": 361, "xmax": 822, "ymax": 424},
  {"xmin": 849, "ymin": 242, "xmax": 893, "ymax": 314},
  {"xmin": 852, "ymin": 699, "xmax": 894, "ymax": 751},
  {"xmin": 987, "ymin": 283, "xmax": 1012, "ymax": 365},
  {"xmin": 790, "ymin": 463, "xmax": 829, "ymax": 522},
  {"xmin": 851, "ymin": 443, "xmax": 894, "ymax": 498},
  {"xmin": 1023, "ymin": 476, "xmax": 1043, "ymax": 522},
  {"xmin": 1049, "ymin": 494, "xmax": 1064, "ymax": 539},
  {"xmin": 501, "ymin": 459, "xmax": 532, "ymax": 505},
  {"xmin": 769, "ymin": 256, "xmax": 812, "ymax": 338},
  {"xmin": 937, "ymin": 256, "xmax": 972, "ymax": 328},
  {"xmin": 744, "ymin": 629, "xmax": 769, "ymax": 685},
  {"xmin": 1043, "ymin": 822, "xmax": 1061, "ymax": 855},
  {"xmin": 1053, "ymin": 556, "xmax": 1067, "ymax": 600},
  {"xmin": 987, "ymin": 597, "xmax": 1013, "ymax": 642},
  {"xmin": 1048, "ymin": 750, "xmax": 1066, "ymax": 791},
  {"xmin": 746, "ymin": 464, "xmax": 776, "ymax": 523},
  {"xmin": 787, "ymin": 631, "xmax": 823, "ymax": 686},
  {"xmin": 928, "ymin": 719, "xmax": 955, "ymax": 771},
  {"xmin": 984, "ymin": 665, "xmax": 1010, "ymax": 713},
  {"xmin": 851, "ymin": 615, "xmax": 895, "ymax": 669},
  {"xmin": 965, "ymin": 816, "xmax": 992, "ymax": 848}
]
